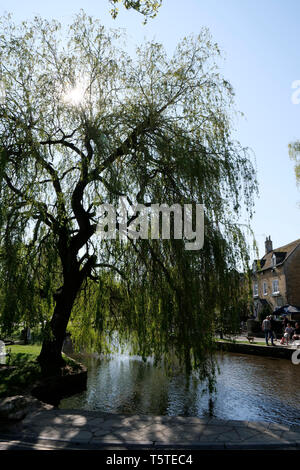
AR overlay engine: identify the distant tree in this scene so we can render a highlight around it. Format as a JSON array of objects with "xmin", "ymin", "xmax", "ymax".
[
  {"xmin": 289, "ymin": 141, "xmax": 300, "ymax": 191},
  {"xmin": 0, "ymin": 13, "xmax": 257, "ymax": 383},
  {"xmin": 109, "ymin": 0, "xmax": 162, "ymax": 21}
]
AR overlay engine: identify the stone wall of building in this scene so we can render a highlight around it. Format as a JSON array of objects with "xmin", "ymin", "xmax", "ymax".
[
  {"xmin": 253, "ymin": 264, "xmax": 287, "ymax": 312},
  {"xmin": 284, "ymin": 245, "xmax": 300, "ymax": 306}
]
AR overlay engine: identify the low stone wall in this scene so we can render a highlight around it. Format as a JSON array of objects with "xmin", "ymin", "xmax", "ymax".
[
  {"xmin": 216, "ymin": 341, "xmax": 298, "ymax": 360},
  {"xmin": 0, "ymin": 395, "xmax": 53, "ymax": 421}
]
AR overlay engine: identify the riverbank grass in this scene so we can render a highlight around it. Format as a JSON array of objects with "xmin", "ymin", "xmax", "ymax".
[
  {"xmin": 6, "ymin": 343, "xmax": 42, "ymax": 357},
  {"xmin": 0, "ymin": 344, "xmax": 81, "ymax": 398},
  {"xmin": 216, "ymin": 338, "xmax": 266, "ymax": 346}
]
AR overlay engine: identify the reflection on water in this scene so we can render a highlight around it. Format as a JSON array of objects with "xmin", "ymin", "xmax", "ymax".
[{"xmin": 60, "ymin": 352, "xmax": 300, "ymax": 426}]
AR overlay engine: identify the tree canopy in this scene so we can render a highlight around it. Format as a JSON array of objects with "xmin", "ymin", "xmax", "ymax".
[
  {"xmin": 289, "ymin": 141, "xmax": 300, "ymax": 191},
  {"xmin": 0, "ymin": 12, "xmax": 257, "ymax": 383},
  {"xmin": 109, "ymin": 0, "xmax": 162, "ymax": 21}
]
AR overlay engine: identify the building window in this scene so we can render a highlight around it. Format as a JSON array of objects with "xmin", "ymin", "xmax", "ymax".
[
  {"xmin": 272, "ymin": 279, "xmax": 279, "ymax": 294},
  {"xmin": 272, "ymin": 254, "xmax": 276, "ymax": 268},
  {"xmin": 253, "ymin": 283, "xmax": 258, "ymax": 297},
  {"xmin": 263, "ymin": 282, "xmax": 268, "ymax": 295}
]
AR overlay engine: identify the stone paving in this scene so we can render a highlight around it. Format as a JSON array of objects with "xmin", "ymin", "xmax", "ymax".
[{"xmin": 1, "ymin": 409, "xmax": 300, "ymax": 449}]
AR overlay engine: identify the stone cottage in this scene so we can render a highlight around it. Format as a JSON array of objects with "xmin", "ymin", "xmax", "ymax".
[{"xmin": 252, "ymin": 236, "xmax": 300, "ymax": 319}]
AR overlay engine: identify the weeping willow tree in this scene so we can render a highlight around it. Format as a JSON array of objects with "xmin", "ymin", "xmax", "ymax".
[{"xmin": 0, "ymin": 12, "xmax": 257, "ymax": 380}]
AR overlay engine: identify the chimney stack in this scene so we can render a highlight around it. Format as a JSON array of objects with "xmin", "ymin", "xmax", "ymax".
[{"xmin": 265, "ymin": 236, "xmax": 273, "ymax": 254}]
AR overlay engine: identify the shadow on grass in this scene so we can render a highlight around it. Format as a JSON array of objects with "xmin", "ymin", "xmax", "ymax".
[
  {"xmin": 1, "ymin": 350, "xmax": 87, "ymax": 410},
  {"xmin": 0, "ymin": 353, "xmax": 41, "ymax": 398}
]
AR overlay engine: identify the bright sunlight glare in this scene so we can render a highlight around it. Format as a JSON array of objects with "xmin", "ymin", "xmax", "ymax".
[{"xmin": 62, "ymin": 80, "xmax": 87, "ymax": 106}]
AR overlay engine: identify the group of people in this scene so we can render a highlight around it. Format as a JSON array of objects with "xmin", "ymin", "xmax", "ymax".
[
  {"xmin": 281, "ymin": 320, "xmax": 300, "ymax": 345},
  {"xmin": 262, "ymin": 315, "xmax": 300, "ymax": 346}
]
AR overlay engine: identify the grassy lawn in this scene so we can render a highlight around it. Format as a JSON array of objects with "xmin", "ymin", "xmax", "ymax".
[
  {"xmin": 235, "ymin": 340, "xmax": 266, "ymax": 345},
  {"xmin": 0, "ymin": 346, "xmax": 42, "ymax": 398},
  {"xmin": 216, "ymin": 338, "xmax": 266, "ymax": 346},
  {"xmin": 0, "ymin": 344, "xmax": 82, "ymax": 398},
  {"xmin": 7, "ymin": 343, "xmax": 42, "ymax": 357}
]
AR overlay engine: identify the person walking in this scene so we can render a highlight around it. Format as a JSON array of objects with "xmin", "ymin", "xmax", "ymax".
[
  {"xmin": 269, "ymin": 315, "xmax": 277, "ymax": 344},
  {"xmin": 262, "ymin": 316, "xmax": 273, "ymax": 346}
]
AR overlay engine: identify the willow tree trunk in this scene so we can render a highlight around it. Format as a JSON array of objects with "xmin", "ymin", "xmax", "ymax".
[
  {"xmin": 37, "ymin": 274, "xmax": 84, "ymax": 371},
  {"xmin": 37, "ymin": 249, "xmax": 97, "ymax": 371}
]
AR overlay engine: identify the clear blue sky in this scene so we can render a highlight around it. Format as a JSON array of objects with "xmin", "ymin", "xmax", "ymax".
[{"xmin": 1, "ymin": 0, "xmax": 299, "ymax": 259}]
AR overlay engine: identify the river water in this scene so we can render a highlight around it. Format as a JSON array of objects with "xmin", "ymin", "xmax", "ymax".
[{"xmin": 60, "ymin": 352, "xmax": 300, "ymax": 426}]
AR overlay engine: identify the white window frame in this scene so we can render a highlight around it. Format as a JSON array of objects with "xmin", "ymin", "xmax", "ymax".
[
  {"xmin": 263, "ymin": 282, "xmax": 268, "ymax": 295},
  {"xmin": 272, "ymin": 254, "xmax": 276, "ymax": 268},
  {"xmin": 272, "ymin": 279, "xmax": 279, "ymax": 295},
  {"xmin": 253, "ymin": 282, "xmax": 259, "ymax": 297}
]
